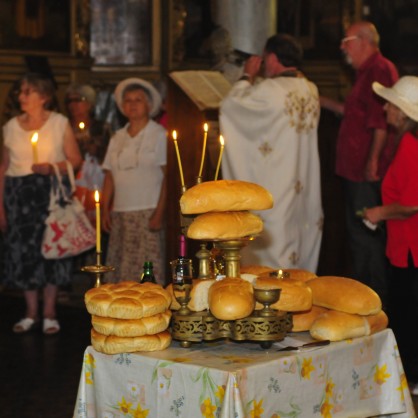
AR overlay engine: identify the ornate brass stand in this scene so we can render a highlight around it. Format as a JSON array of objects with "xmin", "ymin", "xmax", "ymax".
[
  {"xmin": 81, "ymin": 252, "xmax": 115, "ymax": 287},
  {"xmin": 171, "ymin": 238, "xmax": 293, "ymax": 349}
]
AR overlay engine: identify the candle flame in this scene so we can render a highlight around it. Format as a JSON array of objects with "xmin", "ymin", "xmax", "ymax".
[
  {"xmin": 219, "ymin": 135, "xmax": 225, "ymax": 146},
  {"xmin": 79, "ymin": 122, "xmax": 85, "ymax": 130},
  {"xmin": 172, "ymin": 130, "xmax": 177, "ymax": 140},
  {"xmin": 204, "ymin": 123, "xmax": 208, "ymax": 132},
  {"xmin": 94, "ymin": 190, "xmax": 100, "ymax": 203},
  {"xmin": 31, "ymin": 132, "xmax": 38, "ymax": 144}
]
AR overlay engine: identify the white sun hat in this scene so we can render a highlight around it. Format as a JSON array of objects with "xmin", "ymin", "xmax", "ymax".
[
  {"xmin": 372, "ymin": 76, "xmax": 418, "ymax": 122},
  {"xmin": 114, "ymin": 77, "xmax": 162, "ymax": 117}
]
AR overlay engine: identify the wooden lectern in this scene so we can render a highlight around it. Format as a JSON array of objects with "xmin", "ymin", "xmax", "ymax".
[{"xmin": 165, "ymin": 71, "xmax": 231, "ymax": 276}]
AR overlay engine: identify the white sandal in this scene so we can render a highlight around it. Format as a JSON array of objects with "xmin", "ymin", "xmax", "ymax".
[
  {"xmin": 13, "ymin": 318, "xmax": 39, "ymax": 333},
  {"xmin": 43, "ymin": 318, "xmax": 60, "ymax": 335}
]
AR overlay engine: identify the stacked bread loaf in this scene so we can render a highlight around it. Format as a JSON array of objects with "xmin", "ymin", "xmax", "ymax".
[
  {"xmin": 180, "ymin": 179, "xmax": 273, "ymax": 240},
  {"xmin": 85, "ymin": 281, "xmax": 173, "ymax": 354},
  {"xmin": 306, "ymin": 276, "xmax": 388, "ymax": 341}
]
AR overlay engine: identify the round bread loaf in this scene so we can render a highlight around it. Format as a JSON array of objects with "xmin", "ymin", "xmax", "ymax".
[
  {"xmin": 307, "ymin": 276, "xmax": 382, "ymax": 315},
  {"xmin": 310, "ymin": 310, "xmax": 388, "ymax": 341},
  {"xmin": 85, "ymin": 281, "xmax": 172, "ymax": 319},
  {"xmin": 91, "ymin": 310, "xmax": 172, "ymax": 337},
  {"xmin": 291, "ymin": 305, "xmax": 328, "ymax": 332},
  {"xmin": 180, "ymin": 180, "xmax": 273, "ymax": 214},
  {"xmin": 91, "ymin": 329, "xmax": 172, "ymax": 354},
  {"xmin": 208, "ymin": 277, "xmax": 254, "ymax": 320},
  {"xmin": 254, "ymin": 276, "xmax": 312, "ymax": 312},
  {"xmin": 240, "ymin": 265, "xmax": 277, "ymax": 275},
  {"xmin": 283, "ymin": 269, "xmax": 318, "ymax": 282},
  {"xmin": 166, "ymin": 279, "xmax": 215, "ymax": 311},
  {"xmin": 187, "ymin": 211, "xmax": 263, "ymax": 240}
]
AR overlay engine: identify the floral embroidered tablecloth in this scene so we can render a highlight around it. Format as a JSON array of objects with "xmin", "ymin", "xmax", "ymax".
[{"xmin": 74, "ymin": 328, "xmax": 416, "ymax": 418}]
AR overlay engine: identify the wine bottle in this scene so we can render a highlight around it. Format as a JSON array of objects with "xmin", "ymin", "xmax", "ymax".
[{"xmin": 140, "ymin": 261, "xmax": 156, "ymax": 283}]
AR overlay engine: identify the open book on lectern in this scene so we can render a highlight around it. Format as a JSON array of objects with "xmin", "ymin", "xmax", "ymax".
[{"xmin": 169, "ymin": 70, "xmax": 232, "ymax": 111}]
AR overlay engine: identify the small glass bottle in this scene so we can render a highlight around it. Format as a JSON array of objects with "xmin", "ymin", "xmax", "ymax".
[{"xmin": 140, "ymin": 261, "xmax": 156, "ymax": 283}]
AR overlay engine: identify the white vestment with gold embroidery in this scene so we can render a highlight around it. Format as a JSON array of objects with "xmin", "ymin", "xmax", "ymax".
[{"xmin": 220, "ymin": 76, "xmax": 323, "ymax": 271}]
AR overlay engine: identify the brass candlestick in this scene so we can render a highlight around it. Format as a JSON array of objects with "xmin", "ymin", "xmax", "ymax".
[
  {"xmin": 215, "ymin": 237, "xmax": 255, "ymax": 277},
  {"xmin": 81, "ymin": 251, "xmax": 115, "ymax": 287}
]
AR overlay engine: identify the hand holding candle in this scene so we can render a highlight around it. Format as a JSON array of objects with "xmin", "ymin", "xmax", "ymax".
[
  {"xmin": 31, "ymin": 132, "xmax": 39, "ymax": 163},
  {"xmin": 198, "ymin": 123, "xmax": 209, "ymax": 178},
  {"xmin": 94, "ymin": 190, "xmax": 101, "ymax": 253},
  {"xmin": 214, "ymin": 135, "xmax": 225, "ymax": 181},
  {"xmin": 172, "ymin": 130, "xmax": 185, "ymax": 190}
]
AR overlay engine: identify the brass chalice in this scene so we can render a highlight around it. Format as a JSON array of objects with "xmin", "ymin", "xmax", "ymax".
[{"xmin": 253, "ymin": 287, "xmax": 281, "ymax": 317}]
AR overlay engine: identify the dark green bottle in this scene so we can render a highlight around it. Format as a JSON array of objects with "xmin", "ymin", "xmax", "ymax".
[{"xmin": 140, "ymin": 261, "xmax": 156, "ymax": 283}]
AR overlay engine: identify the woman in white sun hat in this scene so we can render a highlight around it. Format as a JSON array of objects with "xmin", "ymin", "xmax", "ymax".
[
  {"xmin": 364, "ymin": 76, "xmax": 418, "ymax": 393},
  {"xmin": 101, "ymin": 78, "xmax": 167, "ymax": 284}
]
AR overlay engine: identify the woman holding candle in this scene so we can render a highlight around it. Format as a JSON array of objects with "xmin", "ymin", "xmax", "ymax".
[
  {"xmin": 101, "ymin": 78, "xmax": 167, "ymax": 284},
  {"xmin": 0, "ymin": 73, "xmax": 82, "ymax": 334}
]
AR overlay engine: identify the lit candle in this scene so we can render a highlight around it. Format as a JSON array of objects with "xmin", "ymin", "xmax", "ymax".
[
  {"xmin": 198, "ymin": 123, "xmax": 209, "ymax": 178},
  {"xmin": 172, "ymin": 130, "xmax": 185, "ymax": 190},
  {"xmin": 94, "ymin": 190, "xmax": 101, "ymax": 253},
  {"xmin": 31, "ymin": 132, "xmax": 39, "ymax": 163},
  {"xmin": 214, "ymin": 135, "xmax": 225, "ymax": 181},
  {"xmin": 78, "ymin": 122, "xmax": 85, "ymax": 130}
]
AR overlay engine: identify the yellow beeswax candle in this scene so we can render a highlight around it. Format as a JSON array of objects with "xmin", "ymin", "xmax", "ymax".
[
  {"xmin": 198, "ymin": 123, "xmax": 209, "ymax": 178},
  {"xmin": 214, "ymin": 135, "xmax": 225, "ymax": 181},
  {"xmin": 31, "ymin": 132, "xmax": 39, "ymax": 163},
  {"xmin": 172, "ymin": 130, "xmax": 185, "ymax": 189},
  {"xmin": 94, "ymin": 190, "xmax": 101, "ymax": 253}
]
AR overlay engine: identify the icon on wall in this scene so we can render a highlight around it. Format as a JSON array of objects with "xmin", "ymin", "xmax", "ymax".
[{"xmin": 90, "ymin": 0, "xmax": 152, "ymax": 66}]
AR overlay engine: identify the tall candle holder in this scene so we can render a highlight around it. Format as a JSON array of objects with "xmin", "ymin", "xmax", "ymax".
[{"xmin": 81, "ymin": 251, "xmax": 115, "ymax": 287}]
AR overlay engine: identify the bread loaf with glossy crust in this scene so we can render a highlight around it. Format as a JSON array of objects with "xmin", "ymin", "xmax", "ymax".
[
  {"xmin": 180, "ymin": 180, "xmax": 273, "ymax": 214},
  {"xmin": 85, "ymin": 281, "xmax": 172, "ymax": 319},
  {"xmin": 283, "ymin": 269, "xmax": 318, "ymax": 282},
  {"xmin": 254, "ymin": 276, "xmax": 312, "ymax": 312},
  {"xmin": 208, "ymin": 277, "xmax": 254, "ymax": 320},
  {"xmin": 291, "ymin": 305, "xmax": 328, "ymax": 332},
  {"xmin": 310, "ymin": 310, "xmax": 388, "ymax": 341},
  {"xmin": 187, "ymin": 211, "xmax": 263, "ymax": 240},
  {"xmin": 91, "ymin": 329, "xmax": 172, "ymax": 354},
  {"xmin": 240, "ymin": 265, "xmax": 277, "ymax": 275},
  {"xmin": 307, "ymin": 276, "xmax": 382, "ymax": 315},
  {"xmin": 91, "ymin": 310, "xmax": 172, "ymax": 337}
]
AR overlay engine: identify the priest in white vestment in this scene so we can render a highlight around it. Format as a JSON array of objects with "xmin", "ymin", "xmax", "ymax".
[{"xmin": 220, "ymin": 34, "xmax": 323, "ymax": 272}]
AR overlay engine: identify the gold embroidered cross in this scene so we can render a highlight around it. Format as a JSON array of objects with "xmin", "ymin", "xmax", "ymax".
[
  {"xmin": 289, "ymin": 252, "xmax": 299, "ymax": 265},
  {"xmin": 258, "ymin": 141, "xmax": 272, "ymax": 157},
  {"xmin": 295, "ymin": 181, "xmax": 303, "ymax": 194}
]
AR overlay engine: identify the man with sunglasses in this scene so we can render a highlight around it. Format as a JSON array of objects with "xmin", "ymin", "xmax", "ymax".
[{"xmin": 321, "ymin": 21, "xmax": 398, "ymax": 305}]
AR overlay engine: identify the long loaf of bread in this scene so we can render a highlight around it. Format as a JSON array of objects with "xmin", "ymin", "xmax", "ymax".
[
  {"xmin": 187, "ymin": 211, "xmax": 263, "ymax": 240},
  {"xmin": 180, "ymin": 180, "xmax": 273, "ymax": 214},
  {"xmin": 307, "ymin": 276, "xmax": 382, "ymax": 315},
  {"xmin": 310, "ymin": 310, "xmax": 388, "ymax": 341}
]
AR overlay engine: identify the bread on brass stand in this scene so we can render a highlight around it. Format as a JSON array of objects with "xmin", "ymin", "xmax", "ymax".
[{"xmin": 170, "ymin": 179, "xmax": 293, "ymax": 348}]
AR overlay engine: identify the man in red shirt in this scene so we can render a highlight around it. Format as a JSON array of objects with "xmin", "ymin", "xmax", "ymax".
[{"xmin": 321, "ymin": 21, "xmax": 398, "ymax": 305}]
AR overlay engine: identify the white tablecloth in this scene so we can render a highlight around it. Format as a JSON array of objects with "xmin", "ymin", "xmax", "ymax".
[{"xmin": 74, "ymin": 328, "xmax": 416, "ymax": 418}]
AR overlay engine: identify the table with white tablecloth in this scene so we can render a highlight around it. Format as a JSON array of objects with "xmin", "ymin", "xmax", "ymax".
[{"xmin": 74, "ymin": 328, "xmax": 416, "ymax": 418}]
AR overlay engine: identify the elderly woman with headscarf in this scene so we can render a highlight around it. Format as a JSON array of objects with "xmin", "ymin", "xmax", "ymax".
[
  {"xmin": 364, "ymin": 76, "xmax": 418, "ymax": 393},
  {"xmin": 101, "ymin": 78, "xmax": 167, "ymax": 284}
]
